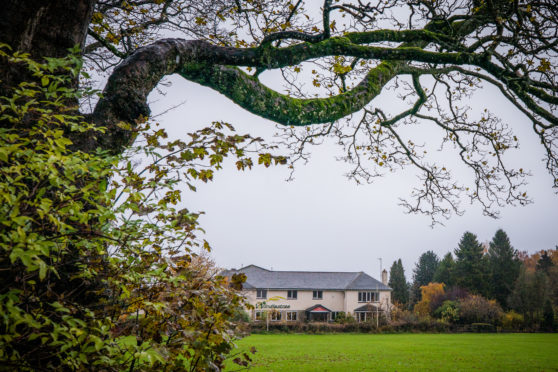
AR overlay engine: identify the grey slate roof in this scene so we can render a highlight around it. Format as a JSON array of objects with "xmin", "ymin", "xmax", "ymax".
[{"xmin": 223, "ymin": 264, "xmax": 391, "ymax": 291}]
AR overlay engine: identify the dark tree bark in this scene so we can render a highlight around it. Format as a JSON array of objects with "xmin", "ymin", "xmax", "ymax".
[{"xmin": 0, "ymin": 0, "xmax": 95, "ymax": 97}]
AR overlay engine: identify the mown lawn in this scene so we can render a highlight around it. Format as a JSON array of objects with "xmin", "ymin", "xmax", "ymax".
[{"xmin": 227, "ymin": 333, "xmax": 558, "ymax": 371}]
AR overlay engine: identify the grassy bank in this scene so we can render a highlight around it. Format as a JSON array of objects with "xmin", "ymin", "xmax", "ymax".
[{"xmin": 228, "ymin": 333, "xmax": 558, "ymax": 371}]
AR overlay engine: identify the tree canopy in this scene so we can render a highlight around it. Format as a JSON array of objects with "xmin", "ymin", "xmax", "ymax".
[
  {"xmin": 2, "ymin": 0, "xmax": 557, "ymax": 223},
  {"xmin": 487, "ymin": 229, "xmax": 521, "ymax": 307},
  {"xmin": 433, "ymin": 252, "xmax": 456, "ymax": 287},
  {"xmin": 454, "ymin": 231, "xmax": 487, "ymax": 294},
  {"xmin": 411, "ymin": 250, "xmax": 440, "ymax": 302},
  {"xmin": 389, "ymin": 259, "xmax": 409, "ymax": 306}
]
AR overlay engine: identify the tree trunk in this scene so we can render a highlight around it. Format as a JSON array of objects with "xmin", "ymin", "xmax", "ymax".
[{"xmin": 0, "ymin": 0, "xmax": 96, "ymax": 109}]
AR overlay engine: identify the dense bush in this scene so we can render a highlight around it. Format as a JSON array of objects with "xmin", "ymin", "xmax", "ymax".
[
  {"xmin": 458, "ymin": 295, "xmax": 503, "ymax": 325},
  {"xmin": 434, "ymin": 300, "xmax": 460, "ymax": 323},
  {"xmin": 334, "ymin": 311, "xmax": 355, "ymax": 324},
  {"xmin": 430, "ymin": 287, "xmax": 470, "ymax": 313},
  {"xmin": 501, "ymin": 311, "xmax": 525, "ymax": 331}
]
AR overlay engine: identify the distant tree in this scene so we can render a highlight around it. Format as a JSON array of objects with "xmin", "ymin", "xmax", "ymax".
[
  {"xmin": 509, "ymin": 266, "xmax": 550, "ymax": 326},
  {"xmin": 411, "ymin": 251, "xmax": 440, "ymax": 303},
  {"xmin": 537, "ymin": 251, "xmax": 554, "ymax": 274},
  {"xmin": 542, "ymin": 299, "xmax": 555, "ymax": 331},
  {"xmin": 454, "ymin": 232, "xmax": 487, "ymax": 295},
  {"xmin": 389, "ymin": 259, "xmax": 409, "ymax": 306},
  {"xmin": 487, "ymin": 229, "xmax": 521, "ymax": 308},
  {"xmin": 433, "ymin": 252, "xmax": 455, "ymax": 287}
]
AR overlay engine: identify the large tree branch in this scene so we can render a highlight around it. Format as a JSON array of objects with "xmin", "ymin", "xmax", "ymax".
[
  {"xmin": 89, "ymin": 37, "xmax": 426, "ymax": 154},
  {"xmin": 88, "ymin": 18, "xmax": 555, "ymax": 155}
]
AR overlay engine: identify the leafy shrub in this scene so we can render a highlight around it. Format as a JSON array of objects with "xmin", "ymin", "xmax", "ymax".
[
  {"xmin": 429, "ymin": 286, "xmax": 470, "ymax": 313},
  {"xmin": 233, "ymin": 310, "xmax": 252, "ymax": 323},
  {"xmin": 434, "ymin": 300, "xmax": 460, "ymax": 323},
  {"xmin": 501, "ymin": 310, "xmax": 524, "ymax": 331},
  {"xmin": 334, "ymin": 311, "xmax": 356, "ymax": 324},
  {"xmin": 458, "ymin": 295, "xmax": 503, "ymax": 325}
]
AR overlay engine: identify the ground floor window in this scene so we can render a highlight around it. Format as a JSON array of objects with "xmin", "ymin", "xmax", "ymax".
[
  {"xmin": 356, "ymin": 312, "xmax": 369, "ymax": 322},
  {"xmin": 331, "ymin": 312, "xmax": 341, "ymax": 321},
  {"xmin": 270, "ymin": 311, "xmax": 282, "ymax": 321},
  {"xmin": 286, "ymin": 311, "xmax": 298, "ymax": 321},
  {"xmin": 255, "ymin": 311, "xmax": 264, "ymax": 321}
]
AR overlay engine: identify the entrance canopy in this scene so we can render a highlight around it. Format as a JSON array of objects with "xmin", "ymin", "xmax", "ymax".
[
  {"xmin": 305, "ymin": 304, "xmax": 332, "ymax": 322},
  {"xmin": 354, "ymin": 304, "xmax": 382, "ymax": 313},
  {"xmin": 305, "ymin": 304, "xmax": 332, "ymax": 313}
]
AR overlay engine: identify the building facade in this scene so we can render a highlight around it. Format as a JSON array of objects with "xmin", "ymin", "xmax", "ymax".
[{"xmin": 223, "ymin": 265, "xmax": 392, "ymax": 322}]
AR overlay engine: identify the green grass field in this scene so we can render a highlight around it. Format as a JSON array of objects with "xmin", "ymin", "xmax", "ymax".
[{"xmin": 228, "ymin": 333, "xmax": 558, "ymax": 371}]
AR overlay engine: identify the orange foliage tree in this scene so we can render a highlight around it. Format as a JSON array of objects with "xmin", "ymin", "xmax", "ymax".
[{"xmin": 414, "ymin": 282, "xmax": 445, "ymax": 317}]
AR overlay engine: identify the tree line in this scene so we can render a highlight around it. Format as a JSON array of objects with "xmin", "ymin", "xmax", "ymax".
[{"xmin": 388, "ymin": 230, "xmax": 557, "ymax": 330}]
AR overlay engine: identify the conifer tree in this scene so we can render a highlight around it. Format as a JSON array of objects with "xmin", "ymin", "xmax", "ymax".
[
  {"xmin": 537, "ymin": 251, "xmax": 554, "ymax": 274},
  {"xmin": 454, "ymin": 231, "xmax": 487, "ymax": 295},
  {"xmin": 433, "ymin": 252, "xmax": 455, "ymax": 287},
  {"xmin": 389, "ymin": 259, "xmax": 409, "ymax": 306},
  {"xmin": 487, "ymin": 229, "xmax": 520, "ymax": 307},
  {"xmin": 411, "ymin": 251, "xmax": 439, "ymax": 303}
]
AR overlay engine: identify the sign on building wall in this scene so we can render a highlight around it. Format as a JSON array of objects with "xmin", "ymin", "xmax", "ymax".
[{"xmin": 255, "ymin": 303, "xmax": 291, "ymax": 309}]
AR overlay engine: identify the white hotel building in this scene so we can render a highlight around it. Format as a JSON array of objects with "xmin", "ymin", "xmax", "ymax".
[{"xmin": 223, "ymin": 265, "xmax": 392, "ymax": 322}]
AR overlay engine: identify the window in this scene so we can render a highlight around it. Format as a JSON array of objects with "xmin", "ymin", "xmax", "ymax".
[
  {"xmin": 356, "ymin": 312, "xmax": 368, "ymax": 322},
  {"xmin": 256, "ymin": 289, "xmax": 267, "ymax": 299},
  {"xmin": 331, "ymin": 312, "xmax": 341, "ymax": 321},
  {"xmin": 270, "ymin": 311, "xmax": 281, "ymax": 321},
  {"xmin": 287, "ymin": 290, "xmax": 298, "ymax": 300},
  {"xmin": 255, "ymin": 311, "xmax": 264, "ymax": 321},
  {"xmin": 312, "ymin": 290, "xmax": 323, "ymax": 300},
  {"xmin": 286, "ymin": 311, "xmax": 298, "ymax": 321},
  {"xmin": 358, "ymin": 291, "xmax": 379, "ymax": 302}
]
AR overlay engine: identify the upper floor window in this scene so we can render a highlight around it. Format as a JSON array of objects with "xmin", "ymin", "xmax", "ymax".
[
  {"xmin": 287, "ymin": 290, "xmax": 298, "ymax": 300},
  {"xmin": 256, "ymin": 289, "xmax": 267, "ymax": 299},
  {"xmin": 312, "ymin": 290, "xmax": 323, "ymax": 300},
  {"xmin": 358, "ymin": 291, "xmax": 379, "ymax": 302}
]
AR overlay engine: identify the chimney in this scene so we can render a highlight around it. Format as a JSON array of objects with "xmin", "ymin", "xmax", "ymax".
[{"xmin": 381, "ymin": 269, "xmax": 388, "ymax": 285}]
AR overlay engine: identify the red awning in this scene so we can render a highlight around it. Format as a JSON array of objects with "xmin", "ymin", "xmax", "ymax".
[{"xmin": 308, "ymin": 306, "xmax": 329, "ymax": 313}]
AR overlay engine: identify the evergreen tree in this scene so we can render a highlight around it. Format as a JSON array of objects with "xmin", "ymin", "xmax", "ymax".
[
  {"xmin": 536, "ymin": 251, "xmax": 554, "ymax": 274},
  {"xmin": 542, "ymin": 299, "xmax": 555, "ymax": 331},
  {"xmin": 454, "ymin": 231, "xmax": 487, "ymax": 295},
  {"xmin": 411, "ymin": 251, "xmax": 439, "ymax": 303},
  {"xmin": 487, "ymin": 229, "xmax": 521, "ymax": 307},
  {"xmin": 433, "ymin": 252, "xmax": 455, "ymax": 287},
  {"xmin": 389, "ymin": 259, "xmax": 409, "ymax": 306}
]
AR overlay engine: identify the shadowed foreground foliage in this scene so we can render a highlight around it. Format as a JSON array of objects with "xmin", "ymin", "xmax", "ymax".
[{"xmin": 0, "ymin": 47, "xmax": 282, "ymax": 371}]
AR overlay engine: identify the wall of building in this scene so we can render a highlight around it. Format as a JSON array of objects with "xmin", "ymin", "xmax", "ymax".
[
  {"xmin": 246, "ymin": 289, "xmax": 346, "ymax": 312},
  {"xmin": 245, "ymin": 288, "xmax": 392, "ymax": 321},
  {"xmin": 344, "ymin": 290, "xmax": 391, "ymax": 313}
]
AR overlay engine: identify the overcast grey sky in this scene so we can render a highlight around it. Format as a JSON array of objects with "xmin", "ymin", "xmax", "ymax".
[{"xmin": 146, "ymin": 69, "xmax": 557, "ymax": 282}]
